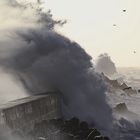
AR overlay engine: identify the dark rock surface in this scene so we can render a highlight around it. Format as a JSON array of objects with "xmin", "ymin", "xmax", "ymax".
[
  {"xmin": 101, "ymin": 73, "xmax": 137, "ymax": 95},
  {"xmin": 113, "ymin": 103, "xmax": 140, "ymax": 121},
  {"xmin": 114, "ymin": 103, "xmax": 128, "ymax": 112},
  {"xmin": 14, "ymin": 117, "xmax": 110, "ymax": 140}
]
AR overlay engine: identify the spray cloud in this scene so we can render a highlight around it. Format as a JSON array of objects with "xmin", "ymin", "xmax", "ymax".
[
  {"xmin": 95, "ymin": 53, "xmax": 117, "ymax": 76},
  {"xmin": 0, "ymin": 0, "xmax": 113, "ymax": 132}
]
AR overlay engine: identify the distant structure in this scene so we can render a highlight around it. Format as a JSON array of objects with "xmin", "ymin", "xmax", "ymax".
[
  {"xmin": 95, "ymin": 53, "xmax": 117, "ymax": 76},
  {"xmin": 0, "ymin": 92, "xmax": 61, "ymax": 136}
]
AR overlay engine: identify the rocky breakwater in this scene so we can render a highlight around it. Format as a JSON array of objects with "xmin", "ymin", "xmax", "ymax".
[{"xmin": 17, "ymin": 117, "xmax": 110, "ymax": 140}]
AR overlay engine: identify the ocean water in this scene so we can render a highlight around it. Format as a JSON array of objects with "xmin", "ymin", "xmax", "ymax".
[
  {"xmin": 107, "ymin": 67, "xmax": 140, "ymax": 140},
  {"xmin": 117, "ymin": 67, "xmax": 140, "ymax": 116},
  {"xmin": 118, "ymin": 67, "xmax": 140, "ymax": 89}
]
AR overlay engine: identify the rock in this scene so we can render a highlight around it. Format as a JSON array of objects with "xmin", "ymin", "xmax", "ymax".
[
  {"xmin": 94, "ymin": 136, "xmax": 110, "ymax": 140},
  {"xmin": 38, "ymin": 137, "xmax": 46, "ymax": 140},
  {"xmin": 86, "ymin": 129, "xmax": 101, "ymax": 140},
  {"xmin": 63, "ymin": 117, "xmax": 81, "ymax": 135},
  {"xmin": 24, "ymin": 117, "xmax": 109, "ymax": 140},
  {"xmin": 120, "ymin": 83, "xmax": 129, "ymax": 90},
  {"xmin": 78, "ymin": 121, "xmax": 90, "ymax": 139},
  {"xmin": 123, "ymin": 88, "xmax": 137, "ymax": 95},
  {"xmin": 94, "ymin": 136, "xmax": 104, "ymax": 140},
  {"xmin": 114, "ymin": 103, "xmax": 140, "ymax": 121},
  {"xmin": 80, "ymin": 121, "xmax": 89, "ymax": 131},
  {"xmin": 103, "ymin": 136, "xmax": 110, "ymax": 140},
  {"xmin": 102, "ymin": 73, "xmax": 137, "ymax": 95},
  {"xmin": 114, "ymin": 103, "xmax": 128, "ymax": 112}
]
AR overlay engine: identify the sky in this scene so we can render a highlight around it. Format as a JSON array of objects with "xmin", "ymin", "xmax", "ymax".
[{"xmin": 46, "ymin": 0, "xmax": 140, "ymax": 67}]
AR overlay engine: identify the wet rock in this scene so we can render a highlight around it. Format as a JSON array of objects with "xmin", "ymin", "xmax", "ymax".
[
  {"xmin": 38, "ymin": 137, "xmax": 46, "ymax": 140},
  {"xmin": 93, "ymin": 136, "xmax": 110, "ymax": 140},
  {"xmin": 21, "ymin": 117, "xmax": 110, "ymax": 140},
  {"xmin": 80, "ymin": 121, "xmax": 89, "ymax": 131},
  {"xmin": 103, "ymin": 136, "xmax": 110, "ymax": 140},
  {"xmin": 94, "ymin": 136, "xmax": 104, "ymax": 140},
  {"xmin": 114, "ymin": 102, "xmax": 128, "ymax": 112},
  {"xmin": 78, "ymin": 121, "xmax": 90, "ymax": 139},
  {"xmin": 62, "ymin": 117, "xmax": 80, "ymax": 136},
  {"xmin": 86, "ymin": 129, "xmax": 101, "ymax": 140},
  {"xmin": 120, "ymin": 83, "xmax": 129, "ymax": 90}
]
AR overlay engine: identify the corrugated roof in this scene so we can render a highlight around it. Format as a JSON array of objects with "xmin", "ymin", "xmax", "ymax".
[{"xmin": 0, "ymin": 92, "xmax": 58, "ymax": 110}]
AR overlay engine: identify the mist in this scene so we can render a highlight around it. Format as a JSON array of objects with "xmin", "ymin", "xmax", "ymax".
[
  {"xmin": 95, "ymin": 53, "xmax": 117, "ymax": 76},
  {"xmin": 0, "ymin": 0, "xmax": 114, "ymax": 132},
  {"xmin": 0, "ymin": 68, "xmax": 27, "ymax": 104},
  {"xmin": 1, "ymin": 1, "xmax": 140, "ymax": 140}
]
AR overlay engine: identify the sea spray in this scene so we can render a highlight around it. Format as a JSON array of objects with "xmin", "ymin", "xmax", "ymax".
[{"xmin": 0, "ymin": 0, "xmax": 113, "ymax": 131}]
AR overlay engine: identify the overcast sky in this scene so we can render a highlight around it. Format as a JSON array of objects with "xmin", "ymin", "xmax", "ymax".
[{"xmin": 46, "ymin": 0, "xmax": 140, "ymax": 67}]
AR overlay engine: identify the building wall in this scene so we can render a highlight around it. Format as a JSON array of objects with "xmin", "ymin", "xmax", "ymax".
[{"xmin": 0, "ymin": 94, "xmax": 61, "ymax": 134}]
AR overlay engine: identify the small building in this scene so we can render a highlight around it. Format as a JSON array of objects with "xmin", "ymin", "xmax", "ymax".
[{"xmin": 0, "ymin": 92, "xmax": 61, "ymax": 135}]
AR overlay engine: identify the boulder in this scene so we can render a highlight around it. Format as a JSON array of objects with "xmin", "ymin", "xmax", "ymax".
[
  {"xmin": 114, "ymin": 103, "xmax": 128, "ymax": 112},
  {"xmin": 86, "ymin": 129, "xmax": 101, "ymax": 140}
]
